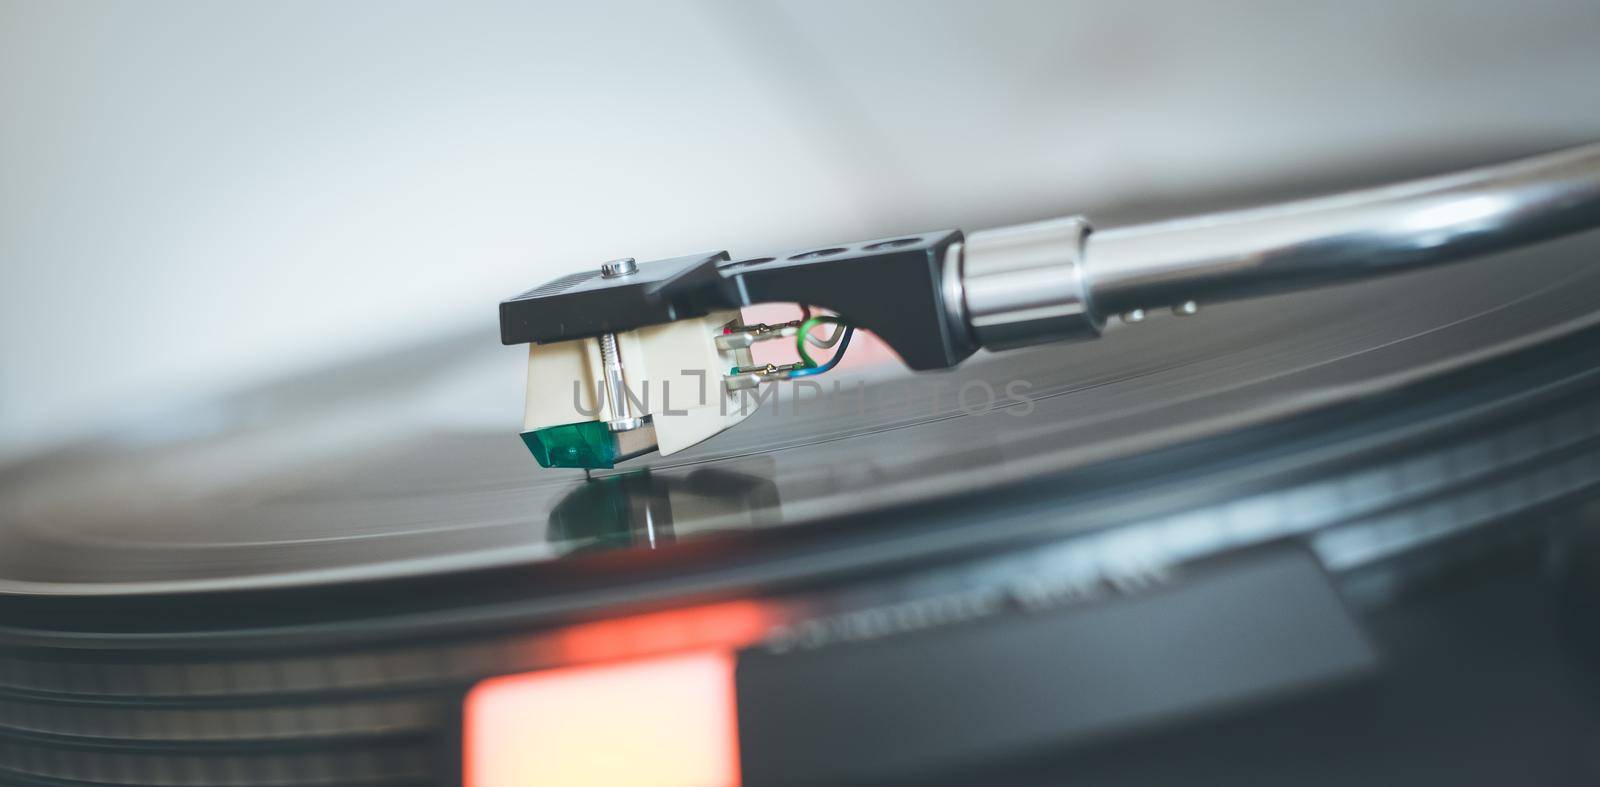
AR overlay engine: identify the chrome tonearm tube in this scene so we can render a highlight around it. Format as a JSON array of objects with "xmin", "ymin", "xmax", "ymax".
[{"xmin": 959, "ymin": 142, "xmax": 1600, "ymax": 350}]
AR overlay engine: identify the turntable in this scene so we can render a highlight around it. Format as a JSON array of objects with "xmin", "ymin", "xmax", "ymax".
[{"xmin": 2, "ymin": 143, "xmax": 1600, "ymax": 786}]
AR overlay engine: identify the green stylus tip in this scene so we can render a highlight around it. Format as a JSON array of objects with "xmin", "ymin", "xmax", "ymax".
[{"xmin": 520, "ymin": 421, "xmax": 617, "ymax": 469}]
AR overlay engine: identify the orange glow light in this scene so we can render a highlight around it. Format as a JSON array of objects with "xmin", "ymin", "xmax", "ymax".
[
  {"xmin": 464, "ymin": 649, "xmax": 741, "ymax": 787},
  {"xmin": 550, "ymin": 600, "xmax": 778, "ymax": 664}
]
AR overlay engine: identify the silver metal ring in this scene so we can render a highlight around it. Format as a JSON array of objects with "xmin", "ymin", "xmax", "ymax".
[{"xmin": 959, "ymin": 216, "xmax": 1101, "ymax": 351}]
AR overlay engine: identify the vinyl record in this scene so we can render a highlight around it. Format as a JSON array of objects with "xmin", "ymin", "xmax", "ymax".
[{"xmin": 2, "ymin": 226, "xmax": 1599, "ymax": 597}]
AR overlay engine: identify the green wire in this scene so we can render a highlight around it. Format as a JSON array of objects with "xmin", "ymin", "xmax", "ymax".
[{"xmin": 796, "ymin": 315, "xmax": 846, "ymax": 368}]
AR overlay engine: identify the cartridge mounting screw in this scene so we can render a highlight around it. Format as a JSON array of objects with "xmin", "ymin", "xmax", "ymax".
[{"xmin": 600, "ymin": 258, "xmax": 638, "ymax": 278}]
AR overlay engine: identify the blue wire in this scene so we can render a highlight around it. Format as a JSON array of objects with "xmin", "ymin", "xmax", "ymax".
[{"xmin": 787, "ymin": 326, "xmax": 854, "ymax": 377}]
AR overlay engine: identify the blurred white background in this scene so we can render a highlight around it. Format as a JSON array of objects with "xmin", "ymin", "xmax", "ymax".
[{"xmin": 3, "ymin": 0, "xmax": 1599, "ymax": 459}]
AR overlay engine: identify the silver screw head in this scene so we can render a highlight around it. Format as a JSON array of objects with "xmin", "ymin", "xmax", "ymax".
[
  {"xmin": 1121, "ymin": 308, "xmax": 1147, "ymax": 323},
  {"xmin": 600, "ymin": 258, "xmax": 638, "ymax": 278},
  {"xmin": 1173, "ymin": 300, "xmax": 1200, "ymax": 316}
]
